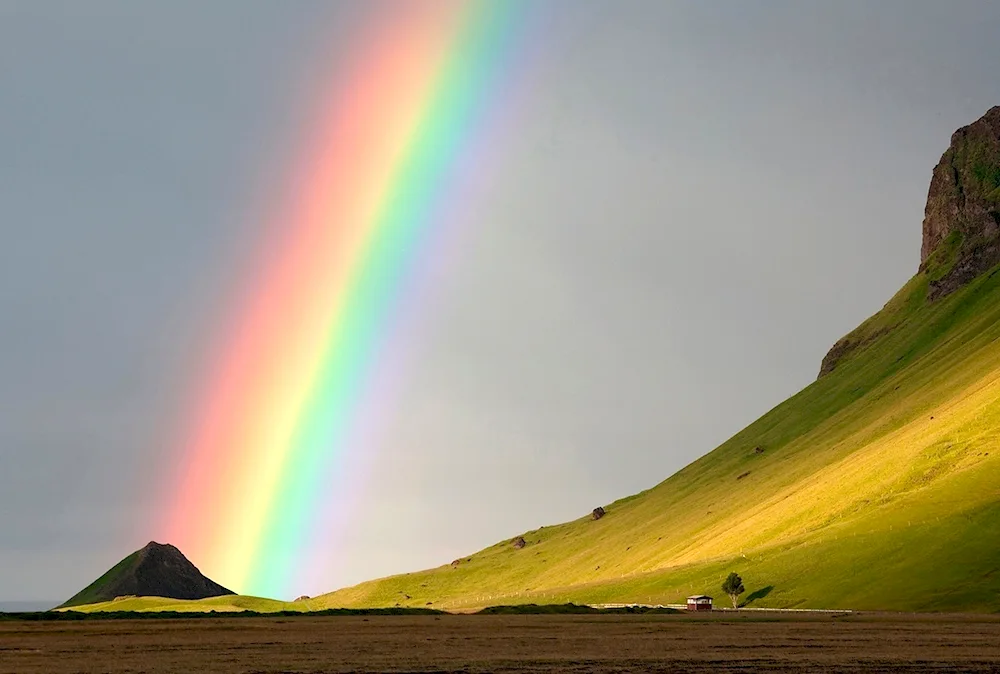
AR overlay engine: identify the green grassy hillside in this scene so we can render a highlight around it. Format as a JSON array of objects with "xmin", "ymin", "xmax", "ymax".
[
  {"xmin": 315, "ymin": 237, "xmax": 1000, "ymax": 612},
  {"xmin": 60, "ymin": 595, "xmax": 303, "ymax": 614}
]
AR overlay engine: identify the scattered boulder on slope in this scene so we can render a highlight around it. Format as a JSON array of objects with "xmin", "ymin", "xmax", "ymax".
[
  {"xmin": 592, "ymin": 507, "xmax": 606, "ymax": 520},
  {"xmin": 512, "ymin": 536, "xmax": 527, "ymax": 549}
]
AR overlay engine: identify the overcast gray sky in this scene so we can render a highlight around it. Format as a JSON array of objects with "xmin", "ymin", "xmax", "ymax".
[{"xmin": 2, "ymin": 0, "xmax": 1000, "ymax": 604}]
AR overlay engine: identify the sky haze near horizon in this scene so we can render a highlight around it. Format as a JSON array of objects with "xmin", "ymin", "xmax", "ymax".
[{"xmin": 2, "ymin": 0, "xmax": 1000, "ymax": 602}]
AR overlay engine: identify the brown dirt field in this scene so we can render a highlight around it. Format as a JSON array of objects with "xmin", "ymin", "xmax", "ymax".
[{"xmin": 3, "ymin": 612, "xmax": 1000, "ymax": 673}]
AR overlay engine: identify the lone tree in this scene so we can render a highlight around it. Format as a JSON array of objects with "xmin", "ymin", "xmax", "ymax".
[{"xmin": 722, "ymin": 572, "xmax": 745, "ymax": 608}]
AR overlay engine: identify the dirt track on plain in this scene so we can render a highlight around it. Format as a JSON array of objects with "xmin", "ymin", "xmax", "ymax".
[{"xmin": 3, "ymin": 612, "xmax": 1000, "ymax": 673}]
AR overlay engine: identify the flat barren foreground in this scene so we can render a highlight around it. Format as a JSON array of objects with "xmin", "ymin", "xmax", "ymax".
[{"xmin": 4, "ymin": 613, "xmax": 1000, "ymax": 673}]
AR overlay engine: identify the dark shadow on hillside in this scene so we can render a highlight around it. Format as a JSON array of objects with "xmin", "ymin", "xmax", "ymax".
[{"xmin": 741, "ymin": 586, "xmax": 774, "ymax": 607}]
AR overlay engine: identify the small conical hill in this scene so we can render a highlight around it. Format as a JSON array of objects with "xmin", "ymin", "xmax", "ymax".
[{"xmin": 60, "ymin": 542, "xmax": 234, "ymax": 609}]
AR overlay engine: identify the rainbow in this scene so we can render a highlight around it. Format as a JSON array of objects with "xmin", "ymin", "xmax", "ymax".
[{"xmin": 161, "ymin": 1, "xmax": 534, "ymax": 598}]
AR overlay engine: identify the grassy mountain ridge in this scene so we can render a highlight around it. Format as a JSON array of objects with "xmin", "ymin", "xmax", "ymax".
[{"xmin": 312, "ymin": 213, "xmax": 1000, "ymax": 612}]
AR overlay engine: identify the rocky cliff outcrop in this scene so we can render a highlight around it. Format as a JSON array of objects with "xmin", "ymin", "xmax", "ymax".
[
  {"xmin": 921, "ymin": 106, "xmax": 1000, "ymax": 299},
  {"xmin": 819, "ymin": 107, "xmax": 1000, "ymax": 377}
]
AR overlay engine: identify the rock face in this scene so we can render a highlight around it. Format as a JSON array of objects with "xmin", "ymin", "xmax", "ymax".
[
  {"xmin": 819, "ymin": 107, "xmax": 1000, "ymax": 378},
  {"xmin": 818, "ymin": 326, "xmax": 892, "ymax": 378},
  {"xmin": 921, "ymin": 106, "xmax": 1000, "ymax": 299},
  {"xmin": 60, "ymin": 541, "xmax": 234, "ymax": 608}
]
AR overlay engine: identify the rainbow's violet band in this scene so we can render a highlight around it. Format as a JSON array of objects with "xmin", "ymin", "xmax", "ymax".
[{"xmin": 161, "ymin": 1, "xmax": 533, "ymax": 598}]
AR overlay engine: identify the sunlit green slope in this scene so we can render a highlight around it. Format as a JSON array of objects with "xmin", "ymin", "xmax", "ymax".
[
  {"xmin": 316, "ymin": 233, "xmax": 1000, "ymax": 612},
  {"xmin": 61, "ymin": 595, "xmax": 303, "ymax": 614}
]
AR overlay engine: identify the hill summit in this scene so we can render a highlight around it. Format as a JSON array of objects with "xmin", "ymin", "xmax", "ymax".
[{"xmin": 60, "ymin": 542, "xmax": 233, "ymax": 609}]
